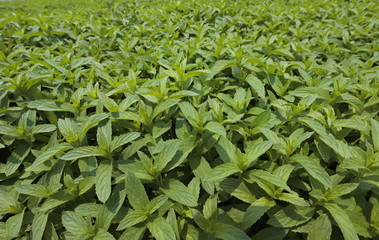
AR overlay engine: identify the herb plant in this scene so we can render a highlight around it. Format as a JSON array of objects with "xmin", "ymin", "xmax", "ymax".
[{"xmin": 0, "ymin": 0, "xmax": 378, "ymax": 239}]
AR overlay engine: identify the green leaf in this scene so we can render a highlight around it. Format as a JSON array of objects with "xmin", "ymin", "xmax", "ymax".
[
  {"xmin": 119, "ymin": 226, "xmax": 146, "ymax": 240},
  {"xmin": 167, "ymin": 208, "xmax": 180, "ymax": 240},
  {"xmin": 29, "ymin": 143, "xmax": 73, "ymax": 170},
  {"xmin": 215, "ymin": 136, "xmax": 237, "ymax": 164},
  {"xmin": 146, "ymin": 195, "xmax": 169, "ymax": 214},
  {"xmin": 154, "ymin": 141, "xmax": 179, "ymax": 172},
  {"xmin": 179, "ymin": 102, "xmax": 198, "ymax": 121},
  {"xmin": 153, "ymin": 121, "xmax": 172, "ymax": 139},
  {"xmin": 245, "ymin": 169, "xmax": 295, "ymax": 195},
  {"xmin": 95, "ymin": 69, "xmax": 117, "ymax": 87},
  {"xmin": 160, "ymin": 178, "xmax": 197, "ymax": 207},
  {"xmin": 110, "ymin": 132, "xmax": 140, "ymax": 152},
  {"xmin": 97, "ymin": 119, "xmax": 112, "ymax": 150},
  {"xmin": 204, "ymin": 163, "xmax": 240, "ymax": 182},
  {"xmin": 98, "ymin": 92, "xmax": 119, "ymax": 112},
  {"xmin": 203, "ymin": 194, "xmax": 218, "ymax": 220},
  {"xmin": 31, "ymin": 124, "xmax": 56, "ymax": 135},
  {"xmin": 371, "ymin": 119, "xmax": 379, "ymax": 152},
  {"xmin": 299, "ymin": 117, "xmax": 355, "ymax": 158},
  {"xmin": 77, "ymin": 113, "xmax": 108, "ymax": 142},
  {"xmin": 31, "ymin": 212, "xmax": 49, "ymax": 240},
  {"xmin": 277, "ymin": 193, "xmax": 310, "ymax": 207},
  {"xmin": 5, "ymin": 143, "xmax": 30, "ymax": 176},
  {"xmin": 204, "ymin": 121, "xmax": 226, "ymax": 137},
  {"xmin": 96, "ymin": 160, "xmax": 112, "ymax": 203},
  {"xmin": 95, "ymin": 185, "xmax": 127, "ymax": 231},
  {"xmin": 16, "ymin": 184, "xmax": 52, "ymax": 198},
  {"xmin": 243, "ymin": 141, "xmax": 272, "ymax": 169},
  {"xmin": 75, "ymin": 203, "xmax": 101, "ymax": 218},
  {"xmin": 323, "ymin": 203, "xmax": 359, "ymax": 240},
  {"xmin": 291, "ymin": 154, "xmax": 332, "ymax": 189},
  {"xmin": 39, "ymin": 191, "xmax": 75, "ymax": 212},
  {"xmin": 219, "ymin": 179, "xmax": 256, "ymax": 203},
  {"xmin": 212, "ymin": 222, "xmax": 250, "ymax": 240},
  {"xmin": 152, "ymin": 99, "xmax": 180, "ymax": 119},
  {"xmin": 125, "ymin": 172, "xmax": 149, "ymax": 210},
  {"xmin": 206, "ymin": 60, "xmax": 236, "ymax": 80},
  {"xmin": 246, "ymin": 74, "xmax": 265, "ymax": 99},
  {"xmin": 62, "ymin": 211, "xmax": 90, "ymax": 235},
  {"xmin": 61, "ymin": 146, "xmax": 106, "ymax": 161},
  {"xmin": 307, "ymin": 214, "xmax": 331, "ymax": 240},
  {"xmin": 93, "ymin": 228, "xmax": 116, "ymax": 240},
  {"xmin": 252, "ymin": 227, "xmax": 288, "ymax": 240},
  {"xmin": 58, "ymin": 118, "xmax": 78, "ymax": 143},
  {"xmin": 325, "ymin": 183, "xmax": 359, "ymax": 200},
  {"xmin": 147, "ymin": 217, "xmax": 176, "ymax": 240},
  {"xmin": 6, "ymin": 210, "xmax": 24, "ymax": 237},
  {"xmin": 117, "ymin": 209, "xmax": 147, "ymax": 230},
  {"xmin": 241, "ymin": 197, "xmax": 276, "ymax": 230},
  {"xmin": 267, "ymin": 205, "xmax": 314, "ymax": 228}
]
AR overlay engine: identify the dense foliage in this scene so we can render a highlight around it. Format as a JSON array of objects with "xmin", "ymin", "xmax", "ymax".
[{"xmin": 0, "ymin": 0, "xmax": 378, "ymax": 239}]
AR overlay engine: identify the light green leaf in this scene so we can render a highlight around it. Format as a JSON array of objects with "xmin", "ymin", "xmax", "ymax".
[
  {"xmin": 246, "ymin": 74, "xmax": 265, "ymax": 99},
  {"xmin": 219, "ymin": 179, "xmax": 256, "ymax": 204},
  {"xmin": 299, "ymin": 117, "xmax": 355, "ymax": 158},
  {"xmin": 203, "ymin": 194, "xmax": 218, "ymax": 220},
  {"xmin": 152, "ymin": 99, "xmax": 180, "ymax": 119},
  {"xmin": 16, "ymin": 184, "xmax": 52, "ymax": 198},
  {"xmin": 371, "ymin": 119, "xmax": 379, "ymax": 152},
  {"xmin": 6, "ymin": 210, "xmax": 24, "ymax": 237},
  {"xmin": 98, "ymin": 92, "xmax": 119, "ymax": 112},
  {"xmin": 241, "ymin": 197, "xmax": 276, "ymax": 230},
  {"xmin": 291, "ymin": 154, "xmax": 332, "ymax": 189},
  {"xmin": 152, "ymin": 121, "xmax": 172, "ymax": 139},
  {"xmin": 31, "ymin": 124, "xmax": 56, "ymax": 135},
  {"xmin": 245, "ymin": 169, "xmax": 295, "ymax": 195},
  {"xmin": 147, "ymin": 217, "xmax": 176, "ymax": 240},
  {"xmin": 31, "ymin": 212, "xmax": 48, "ymax": 240},
  {"xmin": 206, "ymin": 60, "xmax": 236, "ymax": 80},
  {"xmin": 146, "ymin": 195, "xmax": 169, "ymax": 214},
  {"xmin": 110, "ymin": 132, "xmax": 140, "ymax": 152},
  {"xmin": 95, "ymin": 185, "xmax": 126, "ymax": 231},
  {"xmin": 323, "ymin": 203, "xmax": 359, "ymax": 240},
  {"xmin": 110, "ymin": 112, "xmax": 145, "ymax": 124},
  {"xmin": 155, "ymin": 141, "xmax": 179, "ymax": 172},
  {"xmin": 61, "ymin": 146, "xmax": 106, "ymax": 161},
  {"xmin": 75, "ymin": 203, "xmax": 101, "ymax": 218},
  {"xmin": 243, "ymin": 141, "xmax": 272, "ymax": 169},
  {"xmin": 117, "ymin": 209, "xmax": 147, "ymax": 230},
  {"xmin": 29, "ymin": 143, "xmax": 73, "ymax": 170},
  {"xmin": 204, "ymin": 121, "xmax": 226, "ymax": 137},
  {"xmin": 268, "ymin": 205, "xmax": 314, "ymax": 228},
  {"xmin": 125, "ymin": 172, "xmax": 149, "ymax": 210},
  {"xmin": 204, "ymin": 162, "xmax": 240, "ymax": 182},
  {"xmin": 307, "ymin": 214, "xmax": 331, "ymax": 240},
  {"xmin": 277, "ymin": 193, "xmax": 310, "ymax": 207},
  {"xmin": 212, "ymin": 222, "xmax": 250, "ymax": 240},
  {"xmin": 62, "ymin": 211, "xmax": 90, "ymax": 235},
  {"xmin": 93, "ymin": 228, "xmax": 116, "ymax": 240},
  {"xmin": 179, "ymin": 102, "xmax": 198, "ymax": 120},
  {"xmin": 325, "ymin": 183, "xmax": 359, "ymax": 200},
  {"xmin": 160, "ymin": 178, "xmax": 197, "ymax": 207},
  {"xmin": 215, "ymin": 136, "xmax": 237, "ymax": 164},
  {"xmin": 119, "ymin": 226, "xmax": 146, "ymax": 240},
  {"xmin": 58, "ymin": 118, "xmax": 77, "ymax": 143},
  {"xmin": 77, "ymin": 113, "xmax": 108, "ymax": 142},
  {"xmin": 97, "ymin": 119, "xmax": 112, "ymax": 150},
  {"xmin": 96, "ymin": 160, "xmax": 112, "ymax": 203},
  {"xmin": 167, "ymin": 208, "xmax": 180, "ymax": 240}
]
